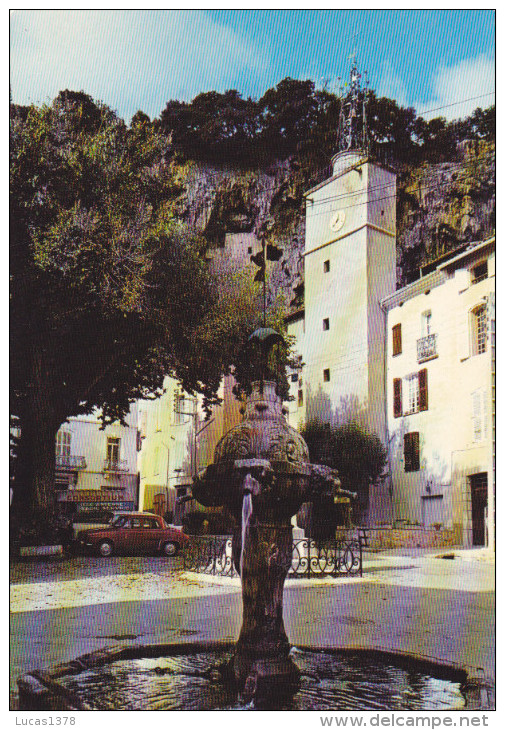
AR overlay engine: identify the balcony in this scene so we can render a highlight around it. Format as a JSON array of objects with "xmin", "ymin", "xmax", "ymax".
[
  {"xmin": 55, "ymin": 455, "xmax": 86, "ymax": 470},
  {"xmin": 104, "ymin": 458, "xmax": 129, "ymax": 473},
  {"xmin": 417, "ymin": 334, "xmax": 438, "ymax": 363}
]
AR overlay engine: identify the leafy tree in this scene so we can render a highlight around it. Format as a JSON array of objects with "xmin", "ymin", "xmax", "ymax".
[
  {"xmin": 301, "ymin": 421, "xmax": 386, "ymax": 522},
  {"xmin": 9, "ymin": 91, "xmax": 258, "ymax": 532},
  {"xmin": 159, "ymin": 90, "xmax": 259, "ymax": 165},
  {"xmin": 367, "ymin": 93, "xmax": 420, "ymax": 163},
  {"xmin": 200, "ymin": 255, "xmax": 292, "ymax": 402},
  {"xmin": 258, "ymin": 78, "xmax": 321, "ymax": 160}
]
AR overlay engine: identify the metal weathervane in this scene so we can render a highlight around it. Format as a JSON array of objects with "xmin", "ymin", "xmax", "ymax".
[{"xmin": 336, "ymin": 54, "xmax": 370, "ymax": 154}]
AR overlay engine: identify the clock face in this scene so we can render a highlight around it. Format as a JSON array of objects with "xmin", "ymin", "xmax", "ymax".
[{"xmin": 329, "ymin": 210, "xmax": 346, "ymax": 233}]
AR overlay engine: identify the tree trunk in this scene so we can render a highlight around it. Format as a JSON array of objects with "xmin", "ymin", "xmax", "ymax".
[
  {"xmin": 12, "ymin": 346, "xmax": 64, "ymax": 537},
  {"xmin": 14, "ymin": 409, "xmax": 59, "ymax": 518}
]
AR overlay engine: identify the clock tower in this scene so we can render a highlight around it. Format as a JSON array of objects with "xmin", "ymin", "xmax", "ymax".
[{"xmin": 289, "ymin": 58, "xmax": 397, "ymax": 521}]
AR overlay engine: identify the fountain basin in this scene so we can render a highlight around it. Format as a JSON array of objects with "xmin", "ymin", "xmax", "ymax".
[{"xmin": 18, "ymin": 641, "xmax": 492, "ymax": 711}]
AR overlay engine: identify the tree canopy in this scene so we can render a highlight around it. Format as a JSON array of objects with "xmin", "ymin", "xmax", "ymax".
[
  {"xmin": 158, "ymin": 78, "xmax": 495, "ymax": 170},
  {"xmin": 301, "ymin": 421, "xmax": 387, "ymax": 521},
  {"xmin": 10, "ymin": 90, "xmax": 273, "ymax": 523}
]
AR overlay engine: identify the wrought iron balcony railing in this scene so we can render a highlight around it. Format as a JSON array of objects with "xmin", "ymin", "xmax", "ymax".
[
  {"xmin": 103, "ymin": 458, "xmax": 129, "ymax": 472},
  {"xmin": 55, "ymin": 455, "xmax": 87, "ymax": 470},
  {"xmin": 417, "ymin": 333, "xmax": 438, "ymax": 363}
]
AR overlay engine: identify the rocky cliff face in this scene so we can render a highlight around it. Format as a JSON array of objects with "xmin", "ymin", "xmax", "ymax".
[
  {"xmin": 397, "ymin": 141, "xmax": 495, "ymax": 283},
  {"xmin": 170, "ymin": 159, "xmax": 307, "ymax": 303},
  {"xmin": 169, "ymin": 141, "xmax": 495, "ymax": 297}
]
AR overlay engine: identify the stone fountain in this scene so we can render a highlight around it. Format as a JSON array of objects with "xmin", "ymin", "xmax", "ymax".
[
  {"xmin": 192, "ymin": 328, "xmax": 344, "ymax": 706},
  {"xmin": 16, "ymin": 328, "xmax": 478, "ymax": 711}
]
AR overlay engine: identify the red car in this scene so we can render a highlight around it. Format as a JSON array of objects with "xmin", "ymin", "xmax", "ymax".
[{"xmin": 78, "ymin": 512, "xmax": 189, "ymax": 557}]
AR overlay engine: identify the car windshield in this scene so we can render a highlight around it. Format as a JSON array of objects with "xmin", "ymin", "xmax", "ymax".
[{"xmin": 110, "ymin": 514, "xmax": 130, "ymax": 528}]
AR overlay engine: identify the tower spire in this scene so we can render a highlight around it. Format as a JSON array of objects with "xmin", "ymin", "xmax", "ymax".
[{"xmin": 336, "ymin": 55, "xmax": 369, "ymax": 155}]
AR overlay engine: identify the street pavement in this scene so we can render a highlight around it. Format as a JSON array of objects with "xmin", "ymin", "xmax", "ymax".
[{"xmin": 9, "ymin": 548, "xmax": 495, "ymax": 709}]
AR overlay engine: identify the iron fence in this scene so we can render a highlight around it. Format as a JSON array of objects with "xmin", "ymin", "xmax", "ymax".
[
  {"xmin": 183, "ymin": 535, "xmax": 236, "ymax": 576},
  {"xmin": 290, "ymin": 537, "xmax": 362, "ymax": 577},
  {"xmin": 183, "ymin": 535, "xmax": 362, "ymax": 578}
]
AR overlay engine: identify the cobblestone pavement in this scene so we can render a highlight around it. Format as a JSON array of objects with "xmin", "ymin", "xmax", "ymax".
[
  {"xmin": 10, "ymin": 548, "xmax": 494, "ymax": 709},
  {"xmin": 10, "ymin": 553, "xmax": 185, "ymax": 585}
]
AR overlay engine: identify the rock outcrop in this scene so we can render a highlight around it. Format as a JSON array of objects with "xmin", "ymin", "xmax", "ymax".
[{"xmin": 169, "ymin": 141, "xmax": 495, "ymax": 296}]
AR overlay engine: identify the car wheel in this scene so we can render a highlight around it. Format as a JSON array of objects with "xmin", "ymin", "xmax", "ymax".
[
  {"xmin": 98, "ymin": 540, "xmax": 114, "ymax": 557},
  {"xmin": 162, "ymin": 541, "xmax": 178, "ymax": 557}
]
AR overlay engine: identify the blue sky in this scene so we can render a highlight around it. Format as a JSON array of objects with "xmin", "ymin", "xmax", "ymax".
[{"xmin": 10, "ymin": 9, "xmax": 495, "ymax": 123}]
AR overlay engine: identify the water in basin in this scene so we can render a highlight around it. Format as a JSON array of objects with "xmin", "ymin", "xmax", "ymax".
[{"xmin": 59, "ymin": 649, "xmax": 466, "ymax": 711}]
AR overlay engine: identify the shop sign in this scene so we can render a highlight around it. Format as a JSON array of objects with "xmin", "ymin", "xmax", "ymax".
[
  {"xmin": 78, "ymin": 501, "xmax": 135, "ymax": 513},
  {"xmin": 65, "ymin": 490, "xmax": 128, "ymax": 503}
]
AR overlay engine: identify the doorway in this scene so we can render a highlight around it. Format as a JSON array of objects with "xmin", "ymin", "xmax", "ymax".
[
  {"xmin": 153, "ymin": 493, "xmax": 166, "ymax": 517},
  {"xmin": 469, "ymin": 472, "xmax": 488, "ymax": 546}
]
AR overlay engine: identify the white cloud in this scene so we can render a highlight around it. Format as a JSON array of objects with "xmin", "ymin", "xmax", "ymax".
[
  {"xmin": 10, "ymin": 10, "xmax": 272, "ymax": 120},
  {"xmin": 415, "ymin": 54, "xmax": 495, "ymax": 120},
  {"xmin": 377, "ymin": 60, "xmax": 409, "ymax": 108}
]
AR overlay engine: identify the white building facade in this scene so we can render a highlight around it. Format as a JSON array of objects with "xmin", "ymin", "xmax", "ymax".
[
  {"xmin": 381, "ymin": 238, "xmax": 495, "ymax": 548},
  {"xmin": 137, "ymin": 378, "xmax": 197, "ymax": 523},
  {"xmin": 55, "ymin": 405, "xmax": 139, "ymax": 519},
  {"xmin": 286, "ymin": 149, "xmax": 397, "ymax": 523}
]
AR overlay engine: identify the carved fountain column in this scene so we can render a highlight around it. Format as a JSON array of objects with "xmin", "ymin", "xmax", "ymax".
[{"xmin": 191, "ymin": 328, "xmax": 347, "ymax": 706}]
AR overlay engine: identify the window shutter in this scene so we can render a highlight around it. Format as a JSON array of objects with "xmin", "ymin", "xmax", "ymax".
[
  {"xmin": 392, "ymin": 324, "xmax": 402, "ymax": 356},
  {"xmin": 419, "ymin": 369, "xmax": 428, "ymax": 411},
  {"xmin": 412, "ymin": 432, "xmax": 420, "ymax": 471},
  {"xmin": 404, "ymin": 432, "xmax": 420, "ymax": 472},
  {"xmin": 393, "ymin": 378, "xmax": 402, "ymax": 418},
  {"xmin": 404, "ymin": 433, "xmax": 411, "ymax": 471}
]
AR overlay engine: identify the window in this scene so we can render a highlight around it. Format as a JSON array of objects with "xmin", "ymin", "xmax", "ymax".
[
  {"xmin": 471, "ymin": 262, "xmax": 488, "ymax": 285},
  {"xmin": 323, "ymin": 318, "xmax": 330, "ymax": 331},
  {"xmin": 404, "ymin": 373, "xmax": 420, "ymax": 415},
  {"xmin": 142, "ymin": 518, "xmax": 158, "ymax": 529},
  {"xmin": 154, "ymin": 399, "xmax": 162, "ymax": 432},
  {"xmin": 323, "ymin": 260, "xmax": 330, "ymax": 273},
  {"xmin": 421, "ymin": 310, "xmax": 432, "ymax": 337},
  {"xmin": 139, "ymin": 410, "xmax": 148, "ymax": 438},
  {"xmin": 472, "ymin": 389, "xmax": 487, "ymax": 443},
  {"xmin": 291, "ymin": 373, "xmax": 298, "ymax": 383},
  {"xmin": 55, "ymin": 431, "xmax": 71, "ymax": 458},
  {"xmin": 323, "ymin": 368, "xmax": 330, "ymax": 382},
  {"xmin": 106, "ymin": 437, "xmax": 120, "ymax": 465},
  {"xmin": 393, "ymin": 369, "xmax": 428, "ymax": 418},
  {"xmin": 174, "ymin": 391, "xmax": 191, "ymax": 425},
  {"xmin": 472, "ymin": 305, "xmax": 487, "ymax": 355},
  {"xmin": 110, "ymin": 515, "xmax": 130, "ymax": 528},
  {"xmin": 392, "ymin": 324, "xmax": 402, "ymax": 356},
  {"xmin": 298, "ymin": 389, "xmax": 303, "ymax": 407},
  {"xmin": 404, "ymin": 432, "xmax": 420, "ymax": 472}
]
